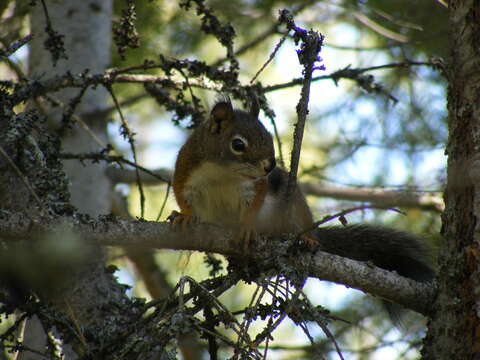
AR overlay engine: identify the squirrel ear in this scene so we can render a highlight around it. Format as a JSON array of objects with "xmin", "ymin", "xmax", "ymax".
[{"xmin": 208, "ymin": 101, "xmax": 234, "ymax": 134}]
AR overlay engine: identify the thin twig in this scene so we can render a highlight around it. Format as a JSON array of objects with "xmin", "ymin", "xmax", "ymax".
[
  {"xmin": 266, "ymin": 116, "xmax": 284, "ymax": 167},
  {"xmin": 11, "ymin": 312, "xmax": 27, "ymax": 360},
  {"xmin": 10, "ymin": 61, "xmax": 437, "ymax": 107},
  {"xmin": 59, "ymin": 152, "xmax": 171, "ymax": 184},
  {"xmin": 0, "ymin": 312, "xmax": 28, "ymax": 349},
  {"xmin": 212, "ymin": 1, "xmax": 315, "ymax": 67},
  {"xmin": 2, "ymin": 344, "xmax": 48, "ymax": 359},
  {"xmin": 253, "ymin": 286, "xmax": 302, "ymax": 347},
  {"xmin": 256, "ymin": 94, "xmax": 285, "ymax": 166},
  {"xmin": 41, "ymin": 95, "xmax": 106, "ymax": 148},
  {"xmin": 250, "ymin": 34, "xmax": 288, "ymax": 84},
  {"xmin": 308, "ymin": 205, "xmax": 404, "ymax": 231},
  {"xmin": 1, "ymin": 62, "xmax": 97, "ymax": 144},
  {"xmin": 278, "ymin": 10, "xmax": 325, "ymax": 201},
  {"xmin": 63, "ymin": 300, "xmax": 88, "ymax": 353},
  {"xmin": 324, "ymin": 42, "xmax": 401, "ymax": 51},
  {"xmin": 106, "ymin": 60, "xmax": 163, "ymax": 75},
  {"xmin": 39, "ymin": 0, "xmax": 52, "ymax": 28},
  {"xmin": 296, "ymin": 293, "xmax": 345, "ymax": 360},
  {"xmin": 155, "ymin": 183, "xmax": 171, "ymax": 222},
  {"xmin": 212, "ymin": 24, "xmax": 279, "ymax": 68},
  {"xmin": 177, "ymin": 276, "xmax": 258, "ymax": 355},
  {"xmin": 56, "ymin": 85, "xmax": 90, "ymax": 137},
  {"xmin": 0, "ymin": 34, "xmax": 33, "ymax": 59},
  {"xmin": 82, "ymin": 93, "xmax": 148, "ymax": 120},
  {"xmin": 177, "ymin": 68, "xmax": 199, "ymax": 112},
  {"xmin": 236, "ymin": 282, "xmax": 266, "ymax": 354},
  {"xmin": 106, "ymin": 85, "xmax": 146, "ymax": 218},
  {"xmin": 353, "ymin": 11, "xmax": 408, "ymax": 43},
  {"xmin": 263, "ymin": 60, "xmax": 437, "ymax": 93},
  {"xmin": 0, "ymin": 146, "xmax": 43, "ymax": 209}
]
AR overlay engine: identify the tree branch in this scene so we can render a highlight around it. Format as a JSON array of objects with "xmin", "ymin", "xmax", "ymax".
[
  {"xmin": 102, "ymin": 165, "xmax": 443, "ymax": 212},
  {"xmin": 263, "ymin": 61, "xmax": 438, "ymax": 93},
  {"xmin": 106, "ymin": 166, "xmax": 172, "ymax": 185},
  {"xmin": 277, "ymin": 9, "xmax": 325, "ymax": 200},
  {"xmin": 10, "ymin": 60, "xmax": 439, "ymax": 107},
  {"xmin": 300, "ymin": 183, "xmax": 444, "ymax": 212},
  {"xmin": 11, "ymin": 72, "xmax": 216, "ymax": 106},
  {"xmin": 60, "ymin": 152, "xmax": 172, "ymax": 184},
  {"xmin": 0, "ymin": 212, "xmax": 435, "ymax": 315},
  {"xmin": 0, "ymin": 34, "xmax": 33, "ymax": 59}
]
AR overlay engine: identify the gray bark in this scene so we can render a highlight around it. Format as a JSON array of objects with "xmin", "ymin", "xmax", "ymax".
[
  {"xmin": 422, "ymin": 0, "xmax": 480, "ymax": 358},
  {"xmin": 17, "ymin": 1, "xmax": 142, "ymax": 359},
  {"xmin": 29, "ymin": 0, "xmax": 112, "ymax": 215},
  {"xmin": 0, "ymin": 214, "xmax": 435, "ymax": 316}
]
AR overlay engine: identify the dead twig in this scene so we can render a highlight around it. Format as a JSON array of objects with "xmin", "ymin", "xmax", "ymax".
[
  {"xmin": 106, "ymin": 85, "xmax": 146, "ymax": 218},
  {"xmin": 277, "ymin": 9, "xmax": 325, "ymax": 201},
  {"xmin": 0, "ymin": 145, "xmax": 44, "ymax": 209}
]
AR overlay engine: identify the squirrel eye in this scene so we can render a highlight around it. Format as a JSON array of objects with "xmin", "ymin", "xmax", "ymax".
[{"xmin": 230, "ymin": 136, "xmax": 248, "ymax": 155}]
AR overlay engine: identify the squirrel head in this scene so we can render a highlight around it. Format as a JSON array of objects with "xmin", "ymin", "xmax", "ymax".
[{"xmin": 201, "ymin": 98, "xmax": 276, "ymax": 179}]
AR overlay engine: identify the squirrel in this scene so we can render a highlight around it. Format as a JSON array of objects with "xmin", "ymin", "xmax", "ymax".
[
  {"xmin": 170, "ymin": 98, "xmax": 435, "ymax": 313},
  {"xmin": 170, "ymin": 98, "xmax": 313, "ymax": 247}
]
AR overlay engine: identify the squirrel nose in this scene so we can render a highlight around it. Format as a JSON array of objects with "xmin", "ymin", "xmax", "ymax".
[{"xmin": 263, "ymin": 158, "xmax": 276, "ymax": 173}]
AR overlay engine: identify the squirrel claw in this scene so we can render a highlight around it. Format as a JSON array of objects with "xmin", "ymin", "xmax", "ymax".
[
  {"xmin": 237, "ymin": 225, "xmax": 257, "ymax": 251},
  {"xmin": 300, "ymin": 232, "xmax": 318, "ymax": 249},
  {"xmin": 167, "ymin": 210, "xmax": 182, "ymax": 223},
  {"xmin": 168, "ymin": 210, "xmax": 198, "ymax": 230}
]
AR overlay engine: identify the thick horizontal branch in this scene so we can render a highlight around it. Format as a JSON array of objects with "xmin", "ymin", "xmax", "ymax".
[
  {"xmin": 293, "ymin": 250, "xmax": 435, "ymax": 315},
  {"xmin": 0, "ymin": 212, "xmax": 435, "ymax": 315}
]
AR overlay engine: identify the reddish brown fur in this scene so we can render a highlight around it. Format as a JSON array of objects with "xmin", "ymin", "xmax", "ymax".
[{"xmin": 172, "ymin": 138, "xmax": 198, "ymax": 218}]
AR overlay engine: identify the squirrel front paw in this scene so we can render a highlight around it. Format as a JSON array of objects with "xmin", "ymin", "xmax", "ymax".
[
  {"xmin": 237, "ymin": 223, "xmax": 257, "ymax": 251},
  {"xmin": 167, "ymin": 210, "xmax": 199, "ymax": 230},
  {"xmin": 300, "ymin": 232, "xmax": 318, "ymax": 249}
]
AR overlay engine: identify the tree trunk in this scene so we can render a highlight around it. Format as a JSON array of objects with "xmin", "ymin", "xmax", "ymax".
[
  {"xmin": 422, "ymin": 0, "xmax": 480, "ymax": 358},
  {"xmin": 29, "ymin": 0, "xmax": 112, "ymax": 214},
  {"xmin": 17, "ymin": 1, "xmax": 141, "ymax": 358}
]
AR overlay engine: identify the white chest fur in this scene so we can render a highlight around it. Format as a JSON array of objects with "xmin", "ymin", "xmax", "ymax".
[{"xmin": 183, "ymin": 162, "xmax": 257, "ymax": 226}]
